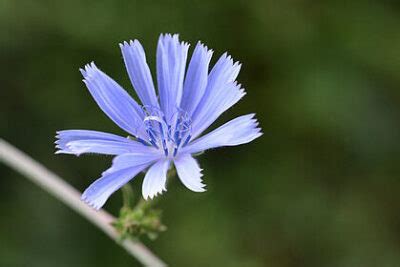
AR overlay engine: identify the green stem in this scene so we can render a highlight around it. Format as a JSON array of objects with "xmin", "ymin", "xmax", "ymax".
[{"xmin": 121, "ymin": 183, "xmax": 135, "ymax": 208}]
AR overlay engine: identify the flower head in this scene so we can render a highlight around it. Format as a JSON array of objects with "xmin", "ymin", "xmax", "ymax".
[{"xmin": 56, "ymin": 34, "xmax": 262, "ymax": 210}]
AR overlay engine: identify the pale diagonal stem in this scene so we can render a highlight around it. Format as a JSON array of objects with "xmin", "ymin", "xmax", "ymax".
[{"xmin": 0, "ymin": 138, "xmax": 167, "ymax": 267}]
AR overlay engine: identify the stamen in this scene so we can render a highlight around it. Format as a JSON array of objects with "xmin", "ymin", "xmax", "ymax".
[
  {"xmin": 181, "ymin": 134, "xmax": 191, "ymax": 147},
  {"xmin": 142, "ymin": 106, "xmax": 192, "ymax": 157},
  {"xmin": 146, "ymin": 128, "xmax": 159, "ymax": 149},
  {"xmin": 158, "ymin": 123, "xmax": 168, "ymax": 156},
  {"xmin": 137, "ymin": 137, "xmax": 151, "ymax": 146}
]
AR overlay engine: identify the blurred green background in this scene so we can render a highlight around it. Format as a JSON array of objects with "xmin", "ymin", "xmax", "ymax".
[{"xmin": 1, "ymin": 0, "xmax": 400, "ymax": 266}]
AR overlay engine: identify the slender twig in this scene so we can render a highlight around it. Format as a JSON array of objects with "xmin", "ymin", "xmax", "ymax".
[{"xmin": 0, "ymin": 138, "xmax": 167, "ymax": 267}]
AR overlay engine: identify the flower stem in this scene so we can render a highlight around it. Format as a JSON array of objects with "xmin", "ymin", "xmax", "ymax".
[
  {"xmin": 122, "ymin": 183, "xmax": 136, "ymax": 208},
  {"xmin": 0, "ymin": 138, "xmax": 167, "ymax": 267}
]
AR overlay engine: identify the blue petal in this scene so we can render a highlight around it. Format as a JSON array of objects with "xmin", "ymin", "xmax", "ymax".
[
  {"xmin": 142, "ymin": 159, "xmax": 170, "ymax": 200},
  {"xmin": 80, "ymin": 63, "xmax": 147, "ymax": 138},
  {"xmin": 182, "ymin": 114, "xmax": 262, "ymax": 154},
  {"xmin": 82, "ymin": 152, "xmax": 161, "ymax": 210},
  {"xmin": 180, "ymin": 42, "xmax": 213, "ymax": 116},
  {"xmin": 120, "ymin": 40, "xmax": 159, "ymax": 108},
  {"xmin": 103, "ymin": 152, "xmax": 162, "ymax": 175},
  {"xmin": 174, "ymin": 154, "xmax": 206, "ymax": 192},
  {"xmin": 157, "ymin": 34, "xmax": 189, "ymax": 122},
  {"xmin": 191, "ymin": 53, "xmax": 244, "ymax": 139},
  {"xmin": 81, "ymin": 165, "xmax": 148, "ymax": 210},
  {"xmin": 55, "ymin": 130, "xmax": 155, "ymax": 156}
]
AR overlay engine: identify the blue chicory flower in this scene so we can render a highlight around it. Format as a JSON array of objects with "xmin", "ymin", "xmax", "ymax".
[{"xmin": 56, "ymin": 34, "xmax": 262, "ymax": 210}]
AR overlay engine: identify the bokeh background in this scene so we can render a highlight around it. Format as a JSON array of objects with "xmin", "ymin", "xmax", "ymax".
[{"xmin": 1, "ymin": 0, "xmax": 400, "ymax": 266}]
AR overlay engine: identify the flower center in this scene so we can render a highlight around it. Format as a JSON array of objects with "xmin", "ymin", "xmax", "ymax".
[{"xmin": 142, "ymin": 106, "xmax": 192, "ymax": 157}]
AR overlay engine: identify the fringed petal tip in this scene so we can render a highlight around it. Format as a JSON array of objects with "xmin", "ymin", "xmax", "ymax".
[
  {"xmin": 187, "ymin": 169, "xmax": 207, "ymax": 192},
  {"xmin": 159, "ymin": 33, "xmax": 179, "ymax": 42},
  {"xmin": 119, "ymin": 40, "xmax": 132, "ymax": 48},
  {"xmin": 54, "ymin": 141, "xmax": 87, "ymax": 156},
  {"xmin": 81, "ymin": 182, "xmax": 106, "ymax": 210},
  {"xmin": 54, "ymin": 133, "xmax": 77, "ymax": 155},
  {"xmin": 142, "ymin": 159, "xmax": 170, "ymax": 200},
  {"xmin": 218, "ymin": 52, "xmax": 242, "ymax": 76},
  {"xmin": 79, "ymin": 62, "xmax": 97, "ymax": 77},
  {"xmin": 188, "ymin": 179, "xmax": 207, "ymax": 192},
  {"xmin": 174, "ymin": 154, "xmax": 207, "ymax": 193},
  {"xmin": 81, "ymin": 193, "xmax": 103, "ymax": 211},
  {"xmin": 119, "ymin": 39, "xmax": 143, "ymax": 50},
  {"xmin": 142, "ymin": 186, "xmax": 167, "ymax": 200},
  {"xmin": 158, "ymin": 33, "xmax": 190, "ymax": 49},
  {"xmin": 80, "ymin": 62, "xmax": 114, "ymax": 89},
  {"xmin": 248, "ymin": 114, "xmax": 264, "ymax": 138},
  {"xmin": 195, "ymin": 41, "xmax": 214, "ymax": 55},
  {"xmin": 119, "ymin": 40, "xmax": 143, "ymax": 58}
]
